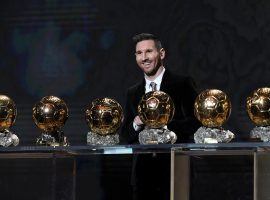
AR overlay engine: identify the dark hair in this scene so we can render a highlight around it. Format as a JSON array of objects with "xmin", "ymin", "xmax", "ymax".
[{"xmin": 132, "ymin": 33, "xmax": 162, "ymax": 50}]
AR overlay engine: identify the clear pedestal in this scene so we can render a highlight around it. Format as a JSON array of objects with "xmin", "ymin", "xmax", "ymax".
[
  {"xmin": 1, "ymin": 143, "xmax": 270, "ymax": 200},
  {"xmin": 171, "ymin": 143, "xmax": 270, "ymax": 200}
]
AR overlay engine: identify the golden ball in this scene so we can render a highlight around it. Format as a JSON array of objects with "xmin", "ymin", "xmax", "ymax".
[
  {"xmin": 247, "ymin": 87, "xmax": 270, "ymax": 126},
  {"xmin": 33, "ymin": 96, "xmax": 69, "ymax": 133},
  {"xmin": 0, "ymin": 95, "xmax": 16, "ymax": 131},
  {"xmin": 138, "ymin": 91, "xmax": 175, "ymax": 128},
  {"xmin": 194, "ymin": 89, "xmax": 231, "ymax": 128},
  {"xmin": 85, "ymin": 98, "xmax": 123, "ymax": 135}
]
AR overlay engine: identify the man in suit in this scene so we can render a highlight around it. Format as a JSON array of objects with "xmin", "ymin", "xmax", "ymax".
[
  {"xmin": 120, "ymin": 33, "xmax": 200, "ymax": 200},
  {"xmin": 121, "ymin": 33, "xmax": 199, "ymax": 144}
]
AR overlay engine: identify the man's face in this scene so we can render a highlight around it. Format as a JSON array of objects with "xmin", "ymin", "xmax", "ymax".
[{"xmin": 135, "ymin": 40, "xmax": 165, "ymax": 76}]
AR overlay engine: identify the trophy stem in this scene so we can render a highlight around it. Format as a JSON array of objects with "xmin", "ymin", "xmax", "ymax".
[
  {"xmin": 138, "ymin": 127, "xmax": 177, "ymax": 144},
  {"xmin": 0, "ymin": 129, "xmax": 19, "ymax": 147},
  {"xmin": 36, "ymin": 130, "xmax": 68, "ymax": 146},
  {"xmin": 194, "ymin": 126, "xmax": 234, "ymax": 143},
  {"xmin": 87, "ymin": 131, "xmax": 119, "ymax": 145},
  {"xmin": 250, "ymin": 126, "xmax": 270, "ymax": 142}
]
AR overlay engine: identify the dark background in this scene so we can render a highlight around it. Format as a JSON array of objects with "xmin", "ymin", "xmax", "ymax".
[
  {"xmin": 0, "ymin": 0, "xmax": 269, "ymax": 145},
  {"xmin": 0, "ymin": 1, "xmax": 260, "ymax": 200}
]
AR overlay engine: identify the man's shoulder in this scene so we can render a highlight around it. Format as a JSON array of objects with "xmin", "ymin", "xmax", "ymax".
[
  {"xmin": 127, "ymin": 80, "xmax": 144, "ymax": 92},
  {"xmin": 128, "ymin": 82, "xmax": 141, "ymax": 90},
  {"xmin": 165, "ymin": 70, "xmax": 195, "ymax": 84}
]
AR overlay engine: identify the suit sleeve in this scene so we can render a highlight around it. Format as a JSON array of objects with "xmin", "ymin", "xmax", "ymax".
[
  {"xmin": 119, "ymin": 89, "xmax": 140, "ymax": 144},
  {"xmin": 167, "ymin": 77, "xmax": 201, "ymax": 143}
]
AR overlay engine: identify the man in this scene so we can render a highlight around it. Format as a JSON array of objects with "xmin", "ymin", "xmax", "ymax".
[
  {"xmin": 121, "ymin": 33, "xmax": 200, "ymax": 144},
  {"xmin": 120, "ymin": 33, "xmax": 200, "ymax": 200}
]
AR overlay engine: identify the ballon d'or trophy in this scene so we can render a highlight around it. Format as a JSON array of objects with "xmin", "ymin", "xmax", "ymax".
[
  {"xmin": 85, "ymin": 98, "xmax": 123, "ymax": 145},
  {"xmin": 247, "ymin": 87, "xmax": 270, "ymax": 142},
  {"xmin": 33, "ymin": 96, "xmax": 69, "ymax": 146},
  {"xmin": 0, "ymin": 95, "xmax": 19, "ymax": 147},
  {"xmin": 138, "ymin": 91, "xmax": 176, "ymax": 144},
  {"xmin": 194, "ymin": 89, "xmax": 234, "ymax": 143}
]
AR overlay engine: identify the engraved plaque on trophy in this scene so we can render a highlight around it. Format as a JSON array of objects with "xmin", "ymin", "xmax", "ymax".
[
  {"xmin": 138, "ymin": 91, "xmax": 177, "ymax": 144},
  {"xmin": 85, "ymin": 97, "xmax": 123, "ymax": 145},
  {"xmin": 194, "ymin": 89, "xmax": 234, "ymax": 143},
  {"xmin": 33, "ymin": 96, "xmax": 69, "ymax": 146}
]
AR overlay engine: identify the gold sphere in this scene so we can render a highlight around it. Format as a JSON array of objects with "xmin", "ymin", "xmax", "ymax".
[
  {"xmin": 33, "ymin": 96, "xmax": 68, "ymax": 133},
  {"xmin": 194, "ymin": 89, "xmax": 231, "ymax": 128},
  {"xmin": 0, "ymin": 95, "xmax": 17, "ymax": 131},
  {"xmin": 247, "ymin": 87, "xmax": 270, "ymax": 126},
  {"xmin": 138, "ymin": 91, "xmax": 175, "ymax": 128},
  {"xmin": 85, "ymin": 98, "xmax": 123, "ymax": 135}
]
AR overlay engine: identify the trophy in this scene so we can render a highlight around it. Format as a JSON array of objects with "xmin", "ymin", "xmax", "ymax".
[
  {"xmin": 85, "ymin": 97, "xmax": 123, "ymax": 145},
  {"xmin": 138, "ymin": 91, "xmax": 176, "ymax": 144},
  {"xmin": 0, "ymin": 95, "xmax": 19, "ymax": 147},
  {"xmin": 247, "ymin": 87, "xmax": 270, "ymax": 142},
  {"xmin": 194, "ymin": 89, "xmax": 234, "ymax": 143},
  {"xmin": 33, "ymin": 96, "xmax": 69, "ymax": 146}
]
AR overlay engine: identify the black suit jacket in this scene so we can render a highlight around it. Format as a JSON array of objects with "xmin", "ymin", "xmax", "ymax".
[
  {"xmin": 120, "ymin": 69, "xmax": 200, "ymax": 144},
  {"xmin": 120, "ymin": 70, "xmax": 201, "ymax": 199}
]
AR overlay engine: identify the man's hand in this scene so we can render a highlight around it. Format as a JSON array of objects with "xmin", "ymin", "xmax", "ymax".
[{"xmin": 134, "ymin": 115, "xmax": 144, "ymax": 126}]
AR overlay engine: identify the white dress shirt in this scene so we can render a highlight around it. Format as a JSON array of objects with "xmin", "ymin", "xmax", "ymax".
[{"xmin": 144, "ymin": 67, "xmax": 165, "ymax": 93}]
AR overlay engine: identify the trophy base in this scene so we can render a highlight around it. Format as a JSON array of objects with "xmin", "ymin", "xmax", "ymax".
[
  {"xmin": 87, "ymin": 132, "xmax": 119, "ymax": 145},
  {"xmin": 194, "ymin": 126, "xmax": 234, "ymax": 143},
  {"xmin": 138, "ymin": 127, "xmax": 177, "ymax": 145},
  {"xmin": 250, "ymin": 126, "xmax": 270, "ymax": 142},
  {"xmin": 0, "ymin": 129, "xmax": 19, "ymax": 147},
  {"xmin": 36, "ymin": 131, "xmax": 68, "ymax": 146}
]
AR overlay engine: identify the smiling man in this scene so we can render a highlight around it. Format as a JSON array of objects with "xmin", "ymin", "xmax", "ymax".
[
  {"xmin": 135, "ymin": 39, "xmax": 164, "ymax": 78},
  {"xmin": 121, "ymin": 33, "xmax": 200, "ymax": 144},
  {"xmin": 120, "ymin": 33, "xmax": 200, "ymax": 200}
]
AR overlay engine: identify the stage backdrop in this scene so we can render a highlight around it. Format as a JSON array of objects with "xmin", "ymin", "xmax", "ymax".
[{"xmin": 0, "ymin": 0, "xmax": 269, "ymax": 144}]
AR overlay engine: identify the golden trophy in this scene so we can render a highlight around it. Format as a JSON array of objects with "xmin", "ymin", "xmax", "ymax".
[
  {"xmin": 247, "ymin": 87, "xmax": 270, "ymax": 142},
  {"xmin": 138, "ymin": 91, "xmax": 176, "ymax": 144},
  {"xmin": 33, "ymin": 96, "xmax": 69, "ymax": 146},
  {"xmin": 194, "ymin": 89, "xmax": 234, "ymax": 143},
  {"xmin": 85, "ymin": 97, "xmax": 123, "ymax": 145},
  {"xmin": 0, "ymin": 95, "xmax": 19, "ymax": 146}
]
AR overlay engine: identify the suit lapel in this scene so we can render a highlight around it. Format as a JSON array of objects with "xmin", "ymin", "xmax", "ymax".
[
  {"xmin": 136, "ymin": 69, "xmax": 174, "ymax": 101},
  {"xmin": 160, "ymin": 69, "xmax": 173, "ymax": 92},
  {"xmin": 133, "ymin": 79, "xmax": 145, "ymax": 112}
]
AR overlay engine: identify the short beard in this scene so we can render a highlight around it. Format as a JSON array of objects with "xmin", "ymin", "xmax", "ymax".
[{"xmin": 145, "ymin": 60, "xmax": 163, "ymax": 77}]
